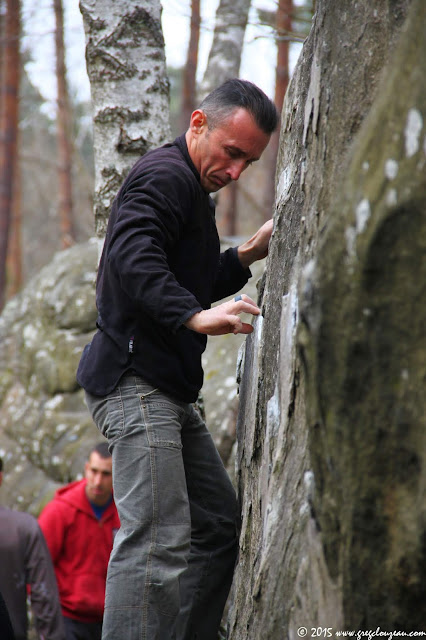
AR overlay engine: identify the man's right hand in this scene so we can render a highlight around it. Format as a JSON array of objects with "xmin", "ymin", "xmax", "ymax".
[{"xmin": 184, "ymin": 294, "xmax": 260, "ymax": 336}]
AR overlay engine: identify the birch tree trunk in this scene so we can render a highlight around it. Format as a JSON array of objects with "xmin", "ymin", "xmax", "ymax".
[
  {"xmin": 199, "ymin": 0, "xmax": 251, "ymax": 238},
  {"xmin": 199, "ymin": 0, "xmax": 251, "ymax": 99},
  {"xmin": 79, "ymin": 0, "xmax": 171, "ymax": 237},
  {"xmin": 230, "ymin": 0, "xmax": 425, "ymax": 636}
]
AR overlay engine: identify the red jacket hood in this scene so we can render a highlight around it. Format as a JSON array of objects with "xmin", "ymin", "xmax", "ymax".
[{"xmin": 53, "ymin": 478, "xmax": 115, "ymax": 521}]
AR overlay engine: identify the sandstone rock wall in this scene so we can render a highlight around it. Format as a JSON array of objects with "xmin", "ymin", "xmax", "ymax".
[{"xmin": 230, "ymin": 0, "xmax": 425, "ymax": 636}]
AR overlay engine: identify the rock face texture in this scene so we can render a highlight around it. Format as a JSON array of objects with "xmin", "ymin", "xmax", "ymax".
[
  {"xmin": 229, "ymin": 0, "xmax": 425, "ymax": 636},
  {"xmin": 0, "ymin": 241, "xmax": 99, "ymax": 511}
]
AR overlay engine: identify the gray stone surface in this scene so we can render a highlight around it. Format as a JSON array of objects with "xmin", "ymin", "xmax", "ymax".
[{"xmin": 230, "ymin": 0, "xmax": 425, "ymax": 636}]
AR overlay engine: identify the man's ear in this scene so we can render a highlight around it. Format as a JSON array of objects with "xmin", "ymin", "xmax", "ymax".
[{"xmin": 190, "ymin": 109, "xmax": 207, "ymax": 134}]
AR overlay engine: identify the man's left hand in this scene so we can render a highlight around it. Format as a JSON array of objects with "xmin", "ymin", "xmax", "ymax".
[{"xmin": 237, "ymin": 219, "xmax": 273, "ymax": 269}]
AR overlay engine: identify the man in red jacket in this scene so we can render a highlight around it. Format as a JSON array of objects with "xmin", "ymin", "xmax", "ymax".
[{"xmin": 39, "ymin": 443, "xmax": 120, "ymax": 640}]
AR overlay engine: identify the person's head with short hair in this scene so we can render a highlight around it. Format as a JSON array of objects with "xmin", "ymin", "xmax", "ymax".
[
  {"xmin": 198, "ymin": 78, "xmax": 279, "ymax": 136},
  {"xmin": 186, "ymin": 78, "xmax": 279, "ymax": 193},
  {"xmin": 84, "ymin": 442, "xmax": 113, "ymax": 507}
]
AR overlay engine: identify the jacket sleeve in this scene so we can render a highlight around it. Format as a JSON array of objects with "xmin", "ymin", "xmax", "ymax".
[
  {"xmin": 105, "ymin": 162, "xmax": 203, "ymax": 331},
  {"xmin": 38, "ymin": 502, "xmax": 66, "ymax": 565},
  {"xmin": 211, "ymin": 246, "xmax": 252, "ymax": 303},
  {"xmin": 24, "ymin": 517, "xmax": 65, "ymax": 640}
]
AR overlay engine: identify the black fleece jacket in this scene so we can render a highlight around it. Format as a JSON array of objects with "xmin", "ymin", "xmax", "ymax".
[{"xmin": 77, "ymin": 135, "xmax": 251, "ymax": 403}]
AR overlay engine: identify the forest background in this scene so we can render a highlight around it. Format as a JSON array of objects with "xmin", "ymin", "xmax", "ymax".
[{"xmin": 0, "ymin": 0, "xmax": 309, "ymax": 310}]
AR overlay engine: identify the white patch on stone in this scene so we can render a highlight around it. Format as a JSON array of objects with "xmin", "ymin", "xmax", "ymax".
[
  {"xmin": 362, "ymin": 161, "xmax": 369, "ymax": 172},
  {"xmin": 276, "ymin": 165, "xmax": 294, "ymax": 208},
  {"xmin": 23, "ymin": 324, "xmax": 38, "ymax": 347},
  {"xmin": 356, "ymin": 199, "xmax": 371, "ymax": 234},
  {"xmin": 44, "ymin": 394, "xmax": 63, "ymax": 411},
  {"xmin": 299, "ymin": 501, "xmax": 310, "ymax": 517},
  {"xmin": 303, "ymin": 52, "xmax": 321, "ymax": 146},
  {"xmin": 255, "ymin": 314, "xmax": 264, "ymax": 342},
  {"xmin": 304, "ymin": 470, "xmax": 315, "ymax": 498},
  {"xmin": 405, "ymin": 108, "xmax": 423, "ymax": 157},
  {"xmin": 266, "ymin": 388, "xmax": 281, "ymax": 438},
  {"xmin": 264, "ymin": 499, "xmax": 280, "ymax": 540},
  {"xmin": 227, "ymin": 389, "xmax": 237, "ymax": 401},
  {"xmin": 385, "ymin": 159, "xmax": 398, "ymax": 180},
  {"xmin": 386, "ymin": 189, "xmax": 398, "ymax": 206},
  {"xmin": 345, "ymin": 226, "xmax": 357, "ymax": 259},
  {"xmin": 299, "ymin": 471, "xmax": 315, "ymax": 519},
  {"xmin": 401, "ymin": 369, "xmax": 409, "ymax": 380},
  {"xmin": 301, "ymin": 258, "xmax": 316, "ymax": 283}
]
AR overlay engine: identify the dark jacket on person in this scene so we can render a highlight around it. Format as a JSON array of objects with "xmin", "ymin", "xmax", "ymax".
[
  {"xmin": 77, "ymin": 134, "xmax": 251, "ymax": 403},
  {"xmin": 38, "ymin": 479, "xmax": 119, "ymax": 624},
  {"xmin": 0, "ymin": 506, "xmax": 65, "ymax": 640}
]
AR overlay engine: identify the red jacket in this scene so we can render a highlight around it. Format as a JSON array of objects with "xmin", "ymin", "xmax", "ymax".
[{"xmin": 39, "ymin": 479, "xmax": 119, "ymax": 623}]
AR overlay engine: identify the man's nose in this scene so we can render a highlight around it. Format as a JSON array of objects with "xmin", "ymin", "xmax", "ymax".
[{"xmin": 226, "ymin": 160, "xmax": 246, "ymax": 181}]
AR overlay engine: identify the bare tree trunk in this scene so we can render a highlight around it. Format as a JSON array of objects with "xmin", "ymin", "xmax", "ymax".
[
  {"xmin": 54, "ymin": 0, "xmax": 75, "ymax": 249},
  {"xmin": 79, "ymin": 0, "xmax": 171, "ymax": 238},
  {"xmin": 0, "ymin": 0, "xmax": 21, "ymax": 311},
  {"xmin": 262, "ymin": 0, "xmax": 292, "ymax": 220},
  {"xmin": 216, "ymin": 181, "xmax": 238, "ymax": 238},
  {"xmin": 6, "ymin": 141, "xmax": 22, "ymax": 298},
  {"xmin": 180, "ymin": 0, "xmax": 200, "ymax": 132},
  {"xmin": 200, "ymin": 0, "xmax": 251, "ymax": 239}
]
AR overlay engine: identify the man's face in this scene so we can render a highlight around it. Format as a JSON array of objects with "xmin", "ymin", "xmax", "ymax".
[
  {"xmin": 189, "ymin": 108, "xmax": 271, "ymax": 193},
  {"xmin": 84, "ymin": 451, "xmax": 113, "ymax": 506}
]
